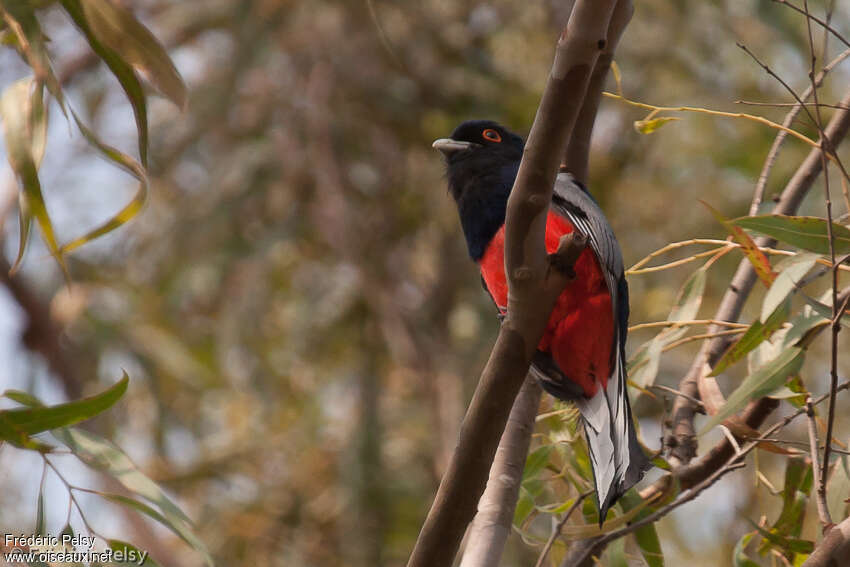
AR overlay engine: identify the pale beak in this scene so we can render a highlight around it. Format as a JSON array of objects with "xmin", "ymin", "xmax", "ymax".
[{"xmin": 432, "ymin": 138, "xmax": 479, "ymax": 156}]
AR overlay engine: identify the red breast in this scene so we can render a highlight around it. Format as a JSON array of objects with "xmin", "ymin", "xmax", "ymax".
[{"xmin": 478, "ymin": 211, "xmax": 614, "ymax": 396}]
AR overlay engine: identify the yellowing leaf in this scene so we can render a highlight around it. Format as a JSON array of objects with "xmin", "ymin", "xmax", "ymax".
[
  {"xmin": 634, "ymin": 116, "xmax": 680, "ymax": 134},
  {"xmin": 703, "ymin": 201, "xmax": 775, "ymax": 286},
  {"xmin": 60, "ymin": 111, "xmax": 148, "ymax": 254},
  {"xmin": 0, "ymin": 77, "xmax": 66, "ymax": 275},
  {"xmin": 610, "ymin": 60, "xmax": 623, "ymax": 96}
]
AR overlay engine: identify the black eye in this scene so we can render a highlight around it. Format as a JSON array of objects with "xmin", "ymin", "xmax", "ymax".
[{"xmin": 482, "ymin": 129, "xmax": 502, "ymax": 143}]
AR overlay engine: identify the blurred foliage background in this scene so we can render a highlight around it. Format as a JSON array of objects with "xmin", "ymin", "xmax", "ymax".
[{"xmin": 1, "ymin": 0, "xmax": 850, "ymax": 566}]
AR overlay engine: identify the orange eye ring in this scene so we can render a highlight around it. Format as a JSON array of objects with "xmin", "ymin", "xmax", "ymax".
[{"xmin": 482, "ymin": 129, "xmax": 502, "ymax": 143}]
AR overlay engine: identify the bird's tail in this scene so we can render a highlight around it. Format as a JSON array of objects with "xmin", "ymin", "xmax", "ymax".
[{"xmin": 575, "ymin": 352, "xmax": 651, "ymax": 524}]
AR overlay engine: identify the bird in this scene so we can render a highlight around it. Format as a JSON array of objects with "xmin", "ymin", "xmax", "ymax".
[{"xmin": 433, "ymin": 119, "xmax": 650, "ymax": 523}]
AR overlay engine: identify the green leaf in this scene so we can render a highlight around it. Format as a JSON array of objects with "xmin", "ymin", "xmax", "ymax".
[
  {"xmin": 79, "ymin": 0, "xmax": 186, "ymax": 109},
  {"xmin": 61, "ymin": 524, "xmax": 74, "ymax": 539},
  {"xmin": 733, "ymin": 532, "xmax": 760, "ymax": 567},
  {"xmin": 749, "ymin": 519, "xmax": 814, "ymax": 555},
  {"xmin": 618, "ymin": 489, "xmax": 664, "ymax": 567},
  {"xmin": 513, "ymin": 485, "xmax": 535, "ymax": 527},
  {"xmin": 802, "ymin": 289, "xmax": 850, "ymax": 329},
  {"xmin": 0, "ymin": 77, "xmax": 66, "ymax": 274},
  {"xmin": 756, "ymin": 457, "xmax": 812, "ymax": 560},
  {"xmin": 628, "ymin": 338, "xmax": 662, "ymax": 389},
  {"xmin": 10, "ymin": 79, "xmax": 47, "ymax": 274},
  {"xmin": 107, "ymin": 540, "xmax": 159, "ymax": 566},
  {"xmin": 768, "ymin": 386, "xmax": 805, "ymax": 400},
  {"xmin": 59, "ymin": 112, "xmax": 147, "ymax": 253},
  {"xmin": 704, "ymin": 202, "xmax": 776, "ymax": 286},
  {"xmin": 60, "ymin": 0, "xmax": 149, "ymax": 166},
  {"xmin": 606, "ymin": 538, "xmax": 628, "ymax": 567},
  {"xmin": 52, "ymin": 428, "xmax": 214, "ymax": 566},
  {"xmin": 36, "ymin": 465, "xmax": 46, "ymax": 534},
  {"xmin": 53, "ymin": 428, "xmax": 190, "ymax": 525},
  {"xmin": 630, "ymin": 267, "xmax": 706, "ymax": 390},
  {"xmin": 28, "ymin": 81, "xmax": 48, "ymax": 167},
  {"xmin": 4, "ymin": 389, "xmax": 45, "ymax": 407},
  {"xmin": 781, "ymin": 304, "xmax": 830, "ymax": 350},
  {"xmin": 634, "ymin": 116, "xmax": 680, "ymax": 134},
  {"xmin": 651, "ymin": 455, "xmax": 672, "ymax": 471},
  {"xmin": 12, "ymin": 192, "xmax": 33, "ymax": 274},
  {"xmin": 523, "ymin": 445, "xmax": 553, "ymax": 481},
  {"xmin": 711, "ymin": 298, "xmax": 790, "ymax": 377},
  {"xmin": 761, "ymin": 254, "xmax": 818, "ymax": 322},
  {"xmin": 101, "ymin": 494, "xmax": 204, "ymax": 559},
  {"xmin": 699, "ymin": 347, "xmax": 804, "ymax": 434},
  {"xmin": 538, "ymin": 496, "xmax": 581, "ymax": 515},
  {"xmin": 669, "ymin": 266, "xmax": 707, "ymax": 323},
  {"xmin": 0, "ymin": 373, "xmax": 128, "ymax": 442},
  {"xmin": 827, "ymin": 453, "xmax": 850, "ymax": 522},
  {"xmin": 732, "ymin": 215, "xmax": 850, "ymax": 256}
]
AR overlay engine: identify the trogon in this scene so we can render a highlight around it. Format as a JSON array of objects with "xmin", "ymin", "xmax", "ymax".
[{"xmin": 433, "ymin": 120, "xmax": 650, "ymax": 521}]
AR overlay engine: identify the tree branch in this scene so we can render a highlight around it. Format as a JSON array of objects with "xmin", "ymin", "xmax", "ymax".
[
  {"xmin": 562, "ymin": 0, "xmax": 633, "ymax": 185},
  {"xmin": 642, "ymin": 285, "xmax": 850, "ymax": 504},
  {"xmin": 459, "ymin": 5, "xmax": 634, "ymax": 564},
  {"xmin": 666, "ymin": 85, "xmax": 850, "ymax": 466},
  {"xmin": 571, "ymin": 413, "xmax": 802, "ymax": 566},
  {"xmin": 802, "ymin": 516, "xmax": 850, "ymax": 566},
  {"xmin": 574, "ymin": 377, "xmax": 850, "ymax": 565},
  {"xmin": 406, "ymin": 3, "xmax": 619, "ymax": 565},
  {"xmin": 458, "ymin": 376, "xmax": 542, "ymax": 567},
  {"xmin": 0, "ymin": 256, "xmax": 83, "ymax": 399},
  {"xmin": 748, "ymin": 46, "xmax": 850, "ymax": 215},
  {"xmin": 807, "ymin": 396, "xmax": 834, "ymax": 528}
]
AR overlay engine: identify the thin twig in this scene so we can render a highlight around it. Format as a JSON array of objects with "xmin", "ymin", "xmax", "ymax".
[
  {"xmin": 807, "ymin": 396, "xmax": 833, "ymax": 527},
  {"xmin": 645, "ymin": 379, "xmax": 850, "ymax": 503},
  {"xmin": 648, "ymin": 384, "xmax": 704, "ymax": 408},
  {"xmin": 628, "ymin": 319, "xmax": 749, "ymax": 332},
  {"xmin": 738, "ymin": 41, "xmax": 850, "ymax": 188},
  {"xmin": 587, "ymin": 385, "xmax": 850, "ymax": 562},
  {"xmin": 797, "ymin": 0, "xmax": 843, "ymax": 499},
  {"xmin": 43, "ymin": 455, "xmax": 97, "ymax": 537},
  {"xmin": 534, "ymin": 491, "xmax": 593, "ymax": 567},
  {"xmin": 663, "ymin": 74, "xmax": 850, "ymax": 469},
  {"xmin": 662, "ymin": 329, "xmax": 747, "ymax": 352},
  {"xmin": 627, "ymin": 238, "xmax": 850, "ymax": 275},
  {"xmin": 628, "ymin": 238, "xmax": 728, "ymax": 271},
  {"xmin": 821, "ymin": 0, "xmax": 836, "ymax": 61},
  {"xmin": 736, "ymin": 100, "xmax": 850, "ymax": 110},
  {"xmin": 748, "ymin": 46, "xmax": 850, "ymax": 214},
  {"xmin": 573, "ymin": 417, "xmax": 791, "ymax": 565},
  {"xmin": 773, "ymin": 0, "xmax": 850, "ymax": 49},
  {"xmin": 756, "ymin": 438, "xmax": 850, "ymax": 456},
  {"xmin": 603, "ymin": 91, "xmax": 820, "ymax": 150}
]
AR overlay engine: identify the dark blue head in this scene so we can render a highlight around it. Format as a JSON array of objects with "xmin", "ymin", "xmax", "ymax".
[{"xmin": 433, "ymin": 120, "xmax": 524, "ymax": 260}]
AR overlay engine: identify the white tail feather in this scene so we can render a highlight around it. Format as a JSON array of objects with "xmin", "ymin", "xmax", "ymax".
[
  {"xmin": 576, "ymin": 388, "xmax": 617, "ymax": 512},
  {"xmin": 575, "ymin": 338, "xmax": 648, "ymax": 521}
]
